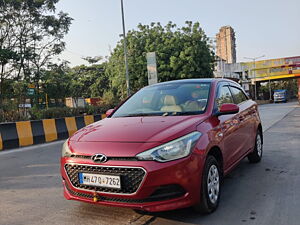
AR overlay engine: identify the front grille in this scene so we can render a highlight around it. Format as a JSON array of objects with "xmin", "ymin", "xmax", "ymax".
[
  {"xmin": 65, "ymin": 183, "xmax": 185, "ymax": 203},
  {"xmin": 65, "ymin": 164, "xmax": 146, "ymax": 194}
]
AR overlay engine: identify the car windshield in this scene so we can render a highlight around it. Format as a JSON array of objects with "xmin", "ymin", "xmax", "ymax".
[{"xmin": 112, "ymin": 82, "xmax": 211, "ymax": 118}]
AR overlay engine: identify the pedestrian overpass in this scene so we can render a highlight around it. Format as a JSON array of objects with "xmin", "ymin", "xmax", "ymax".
[
  {"xmin": 214, "ymin": 56, "xmax": 300, "ymax": 100},
  {"xmin": 244, "ymin": 56, "xmax": 300, "ymax": 82}
]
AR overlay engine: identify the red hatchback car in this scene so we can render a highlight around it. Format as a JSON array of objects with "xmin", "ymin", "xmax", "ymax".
[{"xmin": 61, "ymin": 79, "xmax": 263, "ymax": 213}]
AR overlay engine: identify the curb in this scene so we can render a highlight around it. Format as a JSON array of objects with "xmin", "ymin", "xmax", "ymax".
[{"xmin": 0, "ymin": 114, "xmax": 106, "ymax": 151}]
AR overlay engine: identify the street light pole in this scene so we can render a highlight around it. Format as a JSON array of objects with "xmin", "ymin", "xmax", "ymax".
[
  {"xmin": 244, "ymin": 55, "xmax": 265, "ymax": 100},
  {"xmin": 269, "ymin": 78, "xmax": 272, "ymax": 101},
  {"xmin": 120, "ymin": 0, "xmax": 130, "ymax": 96}
]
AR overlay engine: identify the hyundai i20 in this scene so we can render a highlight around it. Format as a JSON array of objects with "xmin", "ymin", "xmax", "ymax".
[{"xmin": 61, "ymin": 79, "xmax": 263, "ymax": 213}]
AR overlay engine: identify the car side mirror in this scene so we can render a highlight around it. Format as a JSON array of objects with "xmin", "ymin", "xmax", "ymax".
[
  {"xmin": 217, "ymin": 103, "xmax": 239, "ymax": 116},
  {"xmin": 105, "ymin": 109, "xmax": 114, "ymax": 117}
]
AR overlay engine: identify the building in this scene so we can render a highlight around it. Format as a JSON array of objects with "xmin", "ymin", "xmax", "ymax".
[{"xmin": 216, "ymin": 26, "xmax": 236, "ymax": 64}]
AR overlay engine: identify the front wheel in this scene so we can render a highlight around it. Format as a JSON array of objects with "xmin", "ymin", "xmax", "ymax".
[
  {"xmin": 194, "ymin": 155, "xmax": 221, "ymax": 214},
  {"xmin": 248, "ymin": 130, "xmax": 263, "ymax": 163}
]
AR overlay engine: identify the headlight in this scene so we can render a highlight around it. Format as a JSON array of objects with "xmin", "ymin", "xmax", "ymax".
[
  {"xmin": 62, "ymin": 139, "xmax": 72, "ymax": 157},
  {"xmin": 136, "ymin": 131, "xmax": 202, "ymax": 162}
]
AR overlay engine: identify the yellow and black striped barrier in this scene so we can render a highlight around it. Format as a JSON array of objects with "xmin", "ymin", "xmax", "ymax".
[{"xmin": 0, "ymin": 114, "xmax": 105, "ymax": 151}]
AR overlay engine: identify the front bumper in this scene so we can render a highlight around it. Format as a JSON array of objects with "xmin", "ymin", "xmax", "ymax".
[
  {"xmin": 61, "ymin": 153, "xmax": 205, "ymax": 212},
  {"xmin": 274, "ymin": 97, "xmax": 286, "ymax": 102}
]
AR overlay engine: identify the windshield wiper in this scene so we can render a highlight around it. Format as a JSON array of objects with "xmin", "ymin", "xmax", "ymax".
[
  {"xmin": 161, "ymin": 111, "xmax": 202, "ymax": 116},
  {"xmin": 162, "ymin": 112, "xmax": 179, "ymax": 116},
  {"xmin": 117, "ymin": 111, "xmax": 202, "ymax": 118},
  {"xmin": 117, "ymin": 112, "xmax": 162, "ymax": 117},
  {"xmin": 172, "ymin": 111, "xmax": 202, "ymax": 116}
]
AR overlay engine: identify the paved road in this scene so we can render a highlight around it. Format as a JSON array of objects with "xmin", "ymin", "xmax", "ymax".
[
  {"xmin": 0, "ymin": 102, "xmax": 299, "ymax": 225},
  {"xmin": 258, "ymin": 101, "xmax": 298, "ymax": 132}
]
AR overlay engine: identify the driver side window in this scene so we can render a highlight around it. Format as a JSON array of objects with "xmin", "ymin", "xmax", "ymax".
[{"xmin": 216, "ymin": 86, "xmax": 234, "ymax": 109}]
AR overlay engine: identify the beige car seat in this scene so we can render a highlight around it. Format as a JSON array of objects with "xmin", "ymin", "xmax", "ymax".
[
  {"xmin": 183, "ymin": 100, "xmax": 200, "ymax": 111},
  {"xmin": 160, "ymin": 95, "xmax": 182, "ymax": 112}
]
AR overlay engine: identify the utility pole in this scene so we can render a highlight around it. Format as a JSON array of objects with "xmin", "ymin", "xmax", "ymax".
[
  {"xmin": 244, "ymin": 55, "xmax": 265, "ymax": 100},
  {"xmin": 120, "ymin": 0, "xmax": 130, "ymax": 96},
  {"xmin": 269, "ymin": 78, "xmax": 272, "ymax": 101}
]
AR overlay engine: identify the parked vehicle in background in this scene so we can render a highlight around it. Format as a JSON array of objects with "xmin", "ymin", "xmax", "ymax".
[
  {"xmin": 61, "ymin": 78, "xmax": 263, "ymax": 214},
  {"xmin": 273, "ymin": 89, "xmax": 288, "ymax": 103}
]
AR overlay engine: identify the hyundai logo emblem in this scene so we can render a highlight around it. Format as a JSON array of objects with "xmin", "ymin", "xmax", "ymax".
[{"xmin": 91, "ymin": 154, "xmax": 108, "ymax": 163}]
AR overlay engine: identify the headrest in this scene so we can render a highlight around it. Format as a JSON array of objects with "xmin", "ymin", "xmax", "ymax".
[{"xmin": 164, "ymin": 95, "xmax": 177, "ymax": 106}]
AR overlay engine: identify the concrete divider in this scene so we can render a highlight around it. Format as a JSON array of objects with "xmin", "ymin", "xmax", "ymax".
[
  {"xmin": 16, "ymin": 121, "xmax": 34, "ymax": 147},
  {"xmin": 0, "ymin": 114, "xmax": 105, "ymax": 151}
]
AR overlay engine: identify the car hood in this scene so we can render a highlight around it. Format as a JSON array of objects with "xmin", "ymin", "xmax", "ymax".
[{"xmin": 70, "ymin": 115, "xmax": 207, "ymax": 143}]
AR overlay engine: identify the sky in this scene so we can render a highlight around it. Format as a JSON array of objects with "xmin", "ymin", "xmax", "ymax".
[{"xmin": 56, "ymin": 0, "xmax": 300, "ymax": 66}]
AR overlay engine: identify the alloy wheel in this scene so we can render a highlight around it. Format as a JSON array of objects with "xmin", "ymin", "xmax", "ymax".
[
  {"xmin": 256, "ymin": 134, "xmax": 262, "ymax": 157},
  {"xmin": 207, "ymin": 164, "xmax": 220, "ymax": 204}
]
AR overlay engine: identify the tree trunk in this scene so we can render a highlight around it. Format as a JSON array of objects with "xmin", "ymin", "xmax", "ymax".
[{"xmin": 0, "ymin": 63, "xmax": 5, "ymax": 107}]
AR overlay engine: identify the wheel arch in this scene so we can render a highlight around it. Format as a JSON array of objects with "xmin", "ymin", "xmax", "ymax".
[{"xmin": 207, "ymin": 146, "xmax": 224, "ymax": 176}]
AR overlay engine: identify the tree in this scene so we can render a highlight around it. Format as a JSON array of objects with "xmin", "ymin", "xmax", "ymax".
[
  {"xmin": 42, "ymin": 61, "xmax": 71, "ymax": 105},
  {"xmin": 0, "ymin": 0, "xmax": 72, "ymax": 106},
  {"xmin": 0, "ymin": 49, "xmax": 18, "ymax": 103},
  {"xmin": 106, "ymin": 21, "xmax": 215, "ymax": 99},
  {"xmin": 67, "ymin": 63, "xmax": 108, "ymax": 102}
]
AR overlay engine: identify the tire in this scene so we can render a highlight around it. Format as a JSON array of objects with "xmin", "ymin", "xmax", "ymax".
[
  {"xmin": 248, "ymin": 130, "xmax": 263, "ymax": 163},
  {"xmin": 194, "ymin": 155, "xmax": 221, "ymax": 214}
]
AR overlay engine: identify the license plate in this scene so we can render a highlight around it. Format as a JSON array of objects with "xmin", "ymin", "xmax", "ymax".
[{"xmin": 79, "ymin": 173, "xmax": 121, "ymax": 189}]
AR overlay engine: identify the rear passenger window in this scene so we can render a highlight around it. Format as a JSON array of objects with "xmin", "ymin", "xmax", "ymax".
[
  {"xmin": 216, "ymin": 86, "xmax": 234, "ymax": 109},
  {"xmin": 230, "ymin": 86, "xmax": 248, "ymax": 104}
]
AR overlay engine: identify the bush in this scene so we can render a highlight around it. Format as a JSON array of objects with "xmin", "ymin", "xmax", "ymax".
[
  {"xmin": 0, "ymin": 109, "xmax": 29, "ymax": 123},
  {"xmin": 0, "ymin": 102, "xmax": 29, "ymax": 123},
  {"xmin": 29, "ymin": 107, "xmax": 72, "ymax": 120},
  {"xmin": 0, "ymin": 103, "xmax": 117, "ymax": 123},
  {"xmin": 28, "ymin": 104, "xmax": 115, "ymax": 121}
]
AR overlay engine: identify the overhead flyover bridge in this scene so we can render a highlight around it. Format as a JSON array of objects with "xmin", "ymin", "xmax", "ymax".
[
  {"xmin": 244, "ymin": 56, "xmax": 300, "ymax": 82},
  {"xmin": 244, "ymin": 56, "xmax": 300, "ymax": 101},
  {"xmin": 214, "ymin": 56, "xmax": 300, "ymax": 100}
]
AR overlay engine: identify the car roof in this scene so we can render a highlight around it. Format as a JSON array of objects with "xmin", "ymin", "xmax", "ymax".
[
  {"xmin": 147, "ymin": 78, "xmax": 237, "ymax": 88},
  {"xmin": 274, "ymin": 89, "xmax": 286, "ymax": 92}
]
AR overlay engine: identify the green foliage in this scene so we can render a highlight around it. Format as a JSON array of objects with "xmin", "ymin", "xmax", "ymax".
[
  {"xmin": 0, "ymin": 0, "xmax": 72, "ymax": 105},
  {"xmin": 102, "ymin": 90, "xmax": 119, "ymax": 106},
  {"xmin": 29, "ymin": 107, "xmax": 73, "ymax": 120},
  {"xmin": 42, "ymin": 62, "xmax": 72, "ymax": 101},
  {"xmin": 0, "ymin": 100, "xmax": 27, "ymax": 123},
  {"xmin": 67, "ymin": 63, "xmax": 108, "ymax": 98},
  {"xmin": 259, "ymin": 79, "xmax": 298, "ymax": 99},
  {"xmin": 106, "ymin": 21, "xmax": 215, "ymax": 99},
  {"xmin": 28, "ymin": 105, "xmax": 109, "ymax": 121},
  {"xmin": 0, "ymin": 103, "xmax": 114, "ymax": 122},
  {"xmin": 0, "ymin": 110, "xmax": 29, "ymax": 123}
]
